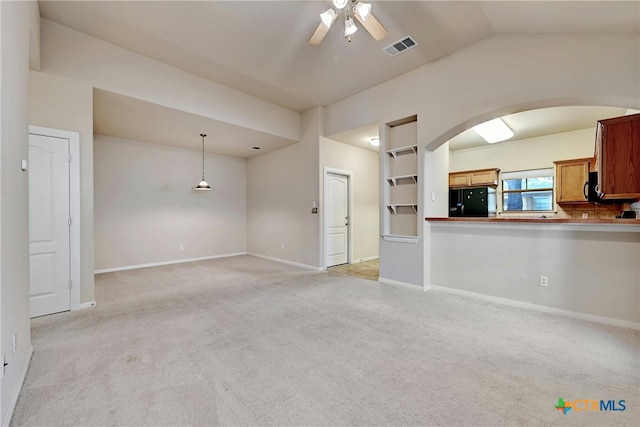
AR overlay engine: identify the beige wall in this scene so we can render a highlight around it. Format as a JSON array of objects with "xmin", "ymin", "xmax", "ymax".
[
  {"xmin": 431, "ymin": 224, "xmax": 640, "ymax": 324},
  {"xmin": 320, "ymin": 138, "xmax": 379, "ymax": 263},
  {"xmin": 448, "ymin": 127, "xmax": 637, "ymax": 219},
  {"xmin": 40, "ymin": 18, "xmax": 300, "ymax": 142},
  {"xmin": 450, "ymin": 128, "xmax": 596, "ymax": 173},
  {"xmin": 247, "ymin": 108, "xmax": 321, "ymax": 268},
  {"xmin": 0, "ymin": 1, "xmax": 35, "ymax": 423},
  {"xmin": 28, "ymin": 71, "xmax": 95, "ymax": 302},
  {"xmin": 324, "ymin": 33, "xmax": 639, "ymax": 296},
  {"xmin": 94, "ymin": 135, "xmax": 247, "ymax": 271}
]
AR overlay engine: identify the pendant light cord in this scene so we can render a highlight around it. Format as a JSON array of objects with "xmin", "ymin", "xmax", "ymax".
[{"xmin": 201, "ymin": 133, "xmax": 206, "ymax": 180}]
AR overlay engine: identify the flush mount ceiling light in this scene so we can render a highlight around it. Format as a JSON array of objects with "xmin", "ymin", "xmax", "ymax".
[
  {"xmin": 472, "ymin": 118, "xmax": 514, "ymax": 144},
  {"xmin": 193, "ymin": 133, "xmax": 212, "ymax": 191},
  {"xmin": 370, "ymin": 137, "xmax": 380, "ymax": 147},
  {"xmin": 309, "ymin": 0, "xmax": 388, "ymax": 45}
]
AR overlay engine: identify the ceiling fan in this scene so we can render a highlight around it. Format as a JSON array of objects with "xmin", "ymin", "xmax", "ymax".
[{"xmin": 309, "ymin": 0, "xmax": 388, "ymax": 45}]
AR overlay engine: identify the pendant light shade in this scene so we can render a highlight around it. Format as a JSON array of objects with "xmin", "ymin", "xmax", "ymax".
[{"xmin": 194, "ymin": 133, "xmax": 212, "ymax": 191}]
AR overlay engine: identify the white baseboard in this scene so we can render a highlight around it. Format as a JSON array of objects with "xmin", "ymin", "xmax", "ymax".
[
  {"xmin": 3, "ymin": 345, "xmax": 33, "ymax": 427},
  {"xmin": 73, "ymin": 301, "xmax": 96, "ymax": 311},
  {"xmin": 247, "ymin": 253, "xmax": 324, "ymax": 271},
  {"xmin": 94, "ymin": 252, "xmax": 247, "ymax": 274},
  {"xmin": 429, "ymin": 285, "xmax": 640, "ymax": 331},
  {"xmin": 351, "ymin": 256, "xmax": 379, "ymax": 264},
  {"xmin": 378, "ymin": 277, "xmax": 423, "ymax": 290}
]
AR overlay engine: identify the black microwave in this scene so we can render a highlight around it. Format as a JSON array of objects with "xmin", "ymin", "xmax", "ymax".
[{"xmin": 586, "ymin": 171, "xmax": 633, "ymax": 204}]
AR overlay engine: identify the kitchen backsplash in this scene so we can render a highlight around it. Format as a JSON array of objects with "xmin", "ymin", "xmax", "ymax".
[{"xmin": 556, "ymin": 202, "xmax": 634, "ymax": 219}]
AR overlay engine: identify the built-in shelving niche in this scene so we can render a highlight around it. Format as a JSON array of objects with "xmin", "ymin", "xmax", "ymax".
[{"xmin": 384, "ymin": 115, "xmax": 418, "ymax": 238}]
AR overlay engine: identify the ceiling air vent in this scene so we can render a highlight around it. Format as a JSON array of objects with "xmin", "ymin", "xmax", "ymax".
[{"xmin": 383, "ymin": 36, "xmax": 417, "ymax": 57}]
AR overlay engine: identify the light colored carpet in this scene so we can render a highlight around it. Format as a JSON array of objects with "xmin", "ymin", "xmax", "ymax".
[{"xmin": 12, "ymin": 255, "xmax": 639, "ymax": 426}]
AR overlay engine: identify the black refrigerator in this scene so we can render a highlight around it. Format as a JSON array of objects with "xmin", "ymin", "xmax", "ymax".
[{"xmin": 449, "ymin": 187, "xmax": 496, "ymax": 217}]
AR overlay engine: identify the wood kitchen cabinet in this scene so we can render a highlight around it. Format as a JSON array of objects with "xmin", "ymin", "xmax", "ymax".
[
  {"xmin": 449, "ymin": 168, "xmax": 500, "ymax": 188},
  {"xmin": 595, "ymin": 113, "xmax": 640, "ymax": 200},
  {"xmin": 554, "ymin": 158, "xmax": 594, "ymax": 204}
]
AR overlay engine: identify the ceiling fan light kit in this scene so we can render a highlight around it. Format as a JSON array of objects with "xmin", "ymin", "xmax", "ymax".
[
  {"xmin": 309, "ymin": 0, "xmax": 387, "ymax": 45},
  {"xmin": 344, "ymin": 15, "xmax": 357, "ymax": 37},
  {"xmin": 355, "ymin": 2, "xmax": 372, "ymax": 20},
  {"xmin": 333, "ymin": 0, "xmax": 349, "ymax": 10},
  {"xmin": 320, "ymin": 8, "xmax": 338, "ymax": 28}
]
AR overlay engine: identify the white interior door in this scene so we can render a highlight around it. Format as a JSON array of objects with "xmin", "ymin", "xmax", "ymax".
[
  {"xmin": 29, "ymin": 133, "xmax": 71, "ymax": 317},
  {"xmin": 326, "ymin": 172, "xmax": 349, "ymax": 267}
]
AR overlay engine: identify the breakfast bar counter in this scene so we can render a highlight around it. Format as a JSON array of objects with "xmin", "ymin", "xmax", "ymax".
[
  {"xmin": 423, "ymin": 216, "xmax": 639, "ymax": 326},
  {"xmin": 425, "ymin": 217, "xmax": 640, "ymax": 232}
]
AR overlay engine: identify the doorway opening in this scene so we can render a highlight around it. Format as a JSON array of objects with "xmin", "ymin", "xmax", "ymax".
[
  {"xmin": 324, "ymin": 169, "xmax": 351, "ymax": 268},
  {"xmin": 328, "ymin": 259, "xmax": 379, "ymax": 281}
]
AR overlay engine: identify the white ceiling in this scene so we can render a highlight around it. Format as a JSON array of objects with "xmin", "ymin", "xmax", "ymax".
[
  {"xmin": 329, "ymin": 122, "xmax": 380, "ymax": 152},
  {"xmin": 328, "ymin": 106, "xmax": 640, "ymax": 154},
  {"xmin": 448, "ymin": 106, "xmax": 636, "ymax": 151},
  {"xmin": 93, "ymin": 89, "xmax": 296, "ymax": 158},
  {"xmin": 38, "ymin": 1, "xmax": 640, "ymax": 155}
]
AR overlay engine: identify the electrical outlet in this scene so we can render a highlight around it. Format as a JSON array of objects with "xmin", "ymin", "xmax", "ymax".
[
  {"xmin": 582, "ymin": 212, "xmax": 589, "ymax": 219},
  {"xmin": 281, "ymin": 244, "xmax": 285, "ymax": 251},
  {"xmin": 179, "ymin": 244, "xmax": 184, "ymax": 251},
  {"xmin": 12, "ymin": 333, "xmax": 17, "ymax": 354},
  {"xmin": 539, "ymin": 276, "xmax": 549, "ymax": 287}
]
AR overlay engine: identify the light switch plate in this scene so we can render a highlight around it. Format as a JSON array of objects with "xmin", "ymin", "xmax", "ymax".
[{"xmin": 21, "ymin": 159, "xmax": 28, "ymax": 171}]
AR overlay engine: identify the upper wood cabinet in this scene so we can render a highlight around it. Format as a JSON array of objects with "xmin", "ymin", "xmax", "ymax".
[
  {"xmin": 449, "ymin": 168, "xmax": 500, "ymax": 188},
  {"xmin": 554, "ymin": 158, "xmax": 593, "ymax": 204},
  {"xmin": 595, "ymin": 113, "xmax": 640, "ymax": 200}
]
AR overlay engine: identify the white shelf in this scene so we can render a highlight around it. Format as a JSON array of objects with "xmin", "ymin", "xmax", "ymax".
[
  {"xmin": 385, "ymin": 119, "xmax": 418, "ymax": 237},
  {"xmin": 387, "ymin": 174, "xmax": 418, "ymax": 186},
  {"xmin": 386, "ymin": 145, "xmax": 417, "ymax": 160},
  {"xmin": 382, "ymin": 234, "xmax": 419, "ymax": 244},
  {"xmin": 387, "ymin": 204, "xmax": 418, "ymax": 214}
]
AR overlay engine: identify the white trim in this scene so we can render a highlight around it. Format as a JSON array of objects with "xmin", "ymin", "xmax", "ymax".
[
  {"xmin": 248, "ymin": 253, "xmax": 325, "ymax": 271},
  {"xmin": 429, "ymin": 285, "xmax": 640, "ymax": 331},
  {"xmin": 2, "ymin": 346, "xmax": 33, "ymax": 427},
  {"xmin": 28, "ymin": 126, "xmax": 82, "ymax": 311},
  {"xmin": 323, "ymin": 167, "xmax": 354, "ymax": 268},
  {"xmin": 378, "ymin": 277, "xmax": 423, "ymax": 290},
  {"xmin": 351, "ymin": 255, "xmax": 379, "ymax": 263},
  {"xmin": 76, "ymin": 301, "xmax": 96, "ymax": 310},
  {"xmin": 501, "ymin": 167, "xmax": 554, "ymax": 180},
  {"xmin": 381, "ymin": 234, "xmax": 419, "ymax": 244},
  {"xmin": 94, "ymin": 252, "xmax": 247, "ymax": 274}
]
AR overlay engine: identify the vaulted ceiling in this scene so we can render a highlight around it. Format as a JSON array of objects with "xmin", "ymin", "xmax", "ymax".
[{"xmin": 38, "ymin": 1, "xmax": 640, "ymax": 155}]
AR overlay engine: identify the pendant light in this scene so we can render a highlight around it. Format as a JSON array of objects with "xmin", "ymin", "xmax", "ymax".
[{"xmin": 194, "ymin": 133, "xmax": 212, "ymax": 190}]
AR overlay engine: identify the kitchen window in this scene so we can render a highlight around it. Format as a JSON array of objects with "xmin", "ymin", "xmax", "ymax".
[{"xmin": 501, "ymin": 168, "xmax": 554, "ymax": 212}]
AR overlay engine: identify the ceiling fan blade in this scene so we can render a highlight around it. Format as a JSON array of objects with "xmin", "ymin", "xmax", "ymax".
[
  {"xmin": 354, "ymin": 13, "xmax": 388, "ymax": 41},
  {"xmin": 309, "ymin": 22, "xmax": 329, "ymax": 46}
]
